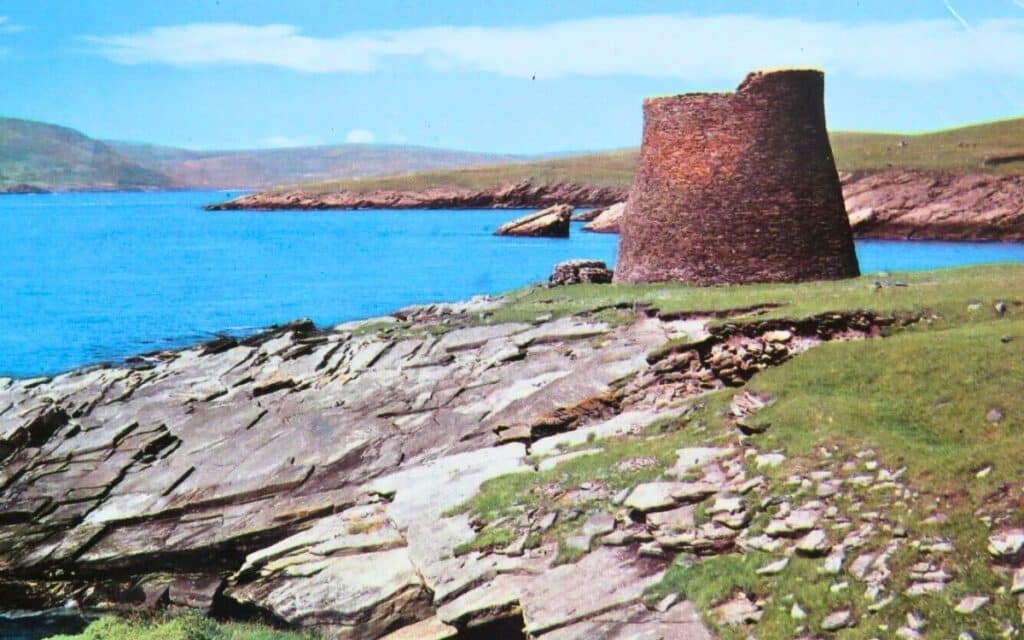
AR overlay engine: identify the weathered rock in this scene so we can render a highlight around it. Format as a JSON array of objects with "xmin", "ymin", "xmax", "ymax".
[
  {"xmin": 821, "ymin": 608, "xmax": 854, "ymax": 631},
  {"xmin": 495, "ymin": 204, "xmax": 572, "ymax": 237},
  {"xmin": 954, "ymin": 595, "xmax": 989, "ymax": 614},
  {"xmin": 582, "ymin": 202, "xmax": 627, "ymax": 234},
  {"xmin": 207, "ymin": 180, "xmax": 628, "ymax": 211},
  {"xmin": 517, "ymin": 547, "xmax": 665, "ymax": 636},
  {"xmin": 988, "ymin": 528, "xmax": 1024, "ymax": 562},
  {"xmin": 379, "ymin": 617, "xmax": 458, "ymax": 640},
  {"xmin": 713, "ymin": 592, "xmax": 762, "ymax": 626},
  {"xmin": 548, "ymin": 260, "xmax": 614, "ymax": 285},
  {"xmin": 624, "ymin": 483, "xmax": 689, "ymax": 513}
]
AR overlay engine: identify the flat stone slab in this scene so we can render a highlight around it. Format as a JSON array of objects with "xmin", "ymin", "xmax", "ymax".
[
  {"xmin": 518, "ymin": 547, "xmax": 665, "ymax": 635},
  {"xmin": 379, "ymin": 616, "xmax": 458, "ymax": 640},
  {"xmin": 624, "ymin": 482, "xmax": 690, "ymax": 513},
  {"xmin": 537, "ymin": 600, "xmax": 712, "ymax": 640}
]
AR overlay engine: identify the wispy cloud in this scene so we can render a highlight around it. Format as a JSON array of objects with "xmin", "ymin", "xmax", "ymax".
[
  {"xmin": 0, "ymin": 16, "xmax": 25, "ymax": 34},
  {"xmin": 82, "ymin": 14, "xmax": 1024, "ymax": 81},
  {"xmin": 259, "ymin": 135, "xmax": 324, "ymax": 148},
  {"xmin": 344, "ymin": 129, "xmax": 375, "ymax": 144}
]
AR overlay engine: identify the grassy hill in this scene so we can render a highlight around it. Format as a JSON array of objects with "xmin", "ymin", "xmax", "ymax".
[
  {"xmin": 0, "ymin": 116, "xmax": 534, "ymax": 192},
  {"xmin": 289, "ymin": 117, "xmax": 1024, "ymax": 194},
  {"xmin": 107, "ymin": 141, "xmax": 532, "ymax": 189},
  {"xmin": 0, "ymin": 118, "xmax": 171, "ymax": 191}
]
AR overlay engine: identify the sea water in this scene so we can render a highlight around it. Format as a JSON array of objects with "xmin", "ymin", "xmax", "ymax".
[{"xmin": 1, "ymin": 191, "xmax": 1022, "ymax": 378}]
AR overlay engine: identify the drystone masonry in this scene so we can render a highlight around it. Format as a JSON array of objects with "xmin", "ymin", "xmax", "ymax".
[{"xmin": 615, "ymin": 69, "xmax": 860, "ymax": 284}]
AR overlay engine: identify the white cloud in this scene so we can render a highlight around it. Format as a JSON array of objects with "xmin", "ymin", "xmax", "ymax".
[
  {"xmin": 344, "ymin": 129, "xmax": 375, "ymax": 144},
  {"xmin": 0, "ymin": 16, "xmax": 25, "ymax": 34},
  {"xmin": 259, "ymin": 135, "xmax": 324, "ymax": 148},
  {"xmin": 83, "ymin": 14, "xmax": 1024, "ymax": 81}
]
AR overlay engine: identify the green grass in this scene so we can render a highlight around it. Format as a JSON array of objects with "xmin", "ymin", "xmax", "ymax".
[
  {"xmin": 283, "ymin": 117, "xmax": 1024, "ymax": 194},
  {"xmin": 0, "ymin": 117, "xmax": 170, "ymax": 190},
  {"xmin": 450, "ymin": 263, "xmax": 1024, "ymax": 639},
  {"xmin": 488, "ymin": 263, "xmax": 1024, "ymax": 329},
  {"xmin": 748, "ymin": 319, "xmax": 1023, "ymax": 495},
  {"xmin": 282, "ymin": 149, "xmax": 640, "ymax": 193},
  {"xmin": 47, "ymin": 614, "xmax": 315, "ymax": 640}
]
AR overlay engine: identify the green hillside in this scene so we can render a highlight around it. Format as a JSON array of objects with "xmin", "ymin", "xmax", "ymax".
[
  {"xmin": 0, "ymin": 118, "xmax": 170, "ymax": 191},
  {"xmin": 289, "ymin": 117, "xmax": 1024, "ymax": 194}
]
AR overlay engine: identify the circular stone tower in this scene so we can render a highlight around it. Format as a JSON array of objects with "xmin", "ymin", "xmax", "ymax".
[{"xmin": 615, "ymin": 69, "xmax": 860, "ymax": 284}]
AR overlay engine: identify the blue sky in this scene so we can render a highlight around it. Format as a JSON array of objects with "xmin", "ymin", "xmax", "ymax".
[{"xmin": 1, "ymin": 0, "xmax": 1023, "ymax": 153}]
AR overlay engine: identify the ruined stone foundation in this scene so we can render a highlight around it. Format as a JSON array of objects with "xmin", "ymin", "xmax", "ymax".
[{"xmin": 615, "ymin": 69, "xmax": 860, "ymax": 284}]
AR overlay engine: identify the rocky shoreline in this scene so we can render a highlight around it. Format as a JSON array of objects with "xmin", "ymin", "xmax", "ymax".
[
  {"xmin": 0, "ymin": 288, "xmax": 895, "ymax": 639},
  {"xmin": 204, "ymin": 180, "xmax": 627, "ymax": 211},
  {"xmin": 205, "ymin": 170, "xmax": 1024, "ymax": 243}
]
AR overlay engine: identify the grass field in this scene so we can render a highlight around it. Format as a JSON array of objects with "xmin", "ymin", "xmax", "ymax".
[
  {"xmin": 285, "ymin": 117, "xmax": 1024, "ymax": 193},
  {"xmin": 456, "ymin": 263, "xmax": 1024, "ymax": 639}
]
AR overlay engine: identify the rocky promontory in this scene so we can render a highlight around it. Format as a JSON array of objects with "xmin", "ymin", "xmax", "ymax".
[
  {"xmin": 205, "ymin": 180, "xmax": 627, "ymax": 211},
  {"xmin": 205, "ymin": 171, "xmax": 1024, "ymax": 243},
  {"xmin": 842, "ymin": 170, "xmax": 1024, "ymax": 241}
]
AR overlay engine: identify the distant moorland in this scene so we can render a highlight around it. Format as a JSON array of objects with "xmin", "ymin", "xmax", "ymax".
[
  {"xmin": 0, "ymin": 117, "xmax": 531, "ymax": 192},
  {"xmin": 2, "ymin": 115, "xmax": 1022, "ymax": 193},
  {"xmin": 281, "ymin": 116, "xmax": 1024, "ymax": 194}
]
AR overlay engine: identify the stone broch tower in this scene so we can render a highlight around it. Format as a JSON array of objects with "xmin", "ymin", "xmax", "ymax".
[{"xmin": 615, "ymin": 69, "xmax": 860, "ymax": 284}]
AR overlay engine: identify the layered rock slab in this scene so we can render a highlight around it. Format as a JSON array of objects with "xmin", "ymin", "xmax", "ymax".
[{"xmin": 0, "ymin": 306, "xmax": 695, "ymax": 636}]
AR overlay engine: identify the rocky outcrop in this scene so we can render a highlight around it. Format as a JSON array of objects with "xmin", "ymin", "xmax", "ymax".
[
  {"xmin": 0, "ymin": 184, "xmax": 50, "ymax": 194},
  {"xmin": 205, "ymin": 181, "xmax": 628, "ymax": 211},
  {"xmin": 495, "ymin": 205, "xmax": 572, "ymax": 238},
  {"xmin": 0, "ymin": 288, "xmax": 898, "ymax": 638},
  {"xmin": 616, "ymin": 69, "xmax": 860, "ymax": 284},
  {"xmin": 582, "ymin": 202, "xmax": 626, "ymax": 234},
  {"xmin": 548, "ymin": 260, "xmax": 613, "ymax": 285},
  {"xmin": 842, "ymin": 170, "xmax": 1024, "ymax": 241},
  {"xmin": 0, "ymin": 301, "xmax": 708, "ymax": 638}
]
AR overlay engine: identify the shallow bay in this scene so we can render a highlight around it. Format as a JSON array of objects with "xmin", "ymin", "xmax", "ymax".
[{"xmin": 2, "ymin": 191, "xmax": 1023, "ymax": 377}]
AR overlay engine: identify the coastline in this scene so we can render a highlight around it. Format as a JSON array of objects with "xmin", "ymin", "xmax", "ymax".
[
  {"xmin": 204, "ymin": 170, "xmax": 1024, "ymax": 243},
  {"xmin": 2, "ymin": 263, "xmax": 1022, "ymax": 639}
]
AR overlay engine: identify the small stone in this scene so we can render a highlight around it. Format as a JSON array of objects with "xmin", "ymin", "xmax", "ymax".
[
  {"xmin": 790, "ymin": 602, "xmax": 806, "ymax": 620},
  {"xmin": 989, "ymin": 529, "xmax": 1024, "ymax": 561},
  {"xmin": 796, "ymin": 529, "xmax": 831, "ymax": 556},
  {"xmin": 563, "ymin": 535, "xmax": 591, "ymax": 553},
  {"xmin": 756, "ymin": 557, "xmax": 789, "ymax": 575},
  {"xmin": 713, "ymin": 593, "xmax": 762, "ymax": 626},
  {"xmin": 763, "ymin": 330, "xmax": 792, "ymax": 343},
  {"xmin": 582, "ymin": 511, "xmax": 615, "ymax": 538},
  {"xmin": 624, "ymin": 483, "xmax": 683, "ymax": 512},
  {"xmin": 896, "ymin": 627, "xmax": 923, "ymax": 640},
  {"xmin": 536, "ymin": 512, "xmax": 558, "ymax": 531},
  {"xmin": 976, "ymin": 465, "xmax": 993, "ymax": 478},
  {"xmin": 755, "ymin": 453, "xmax": 786, "ymax": 468},
  {"xmin": 638, "ymin": 541, "xmax": 666, "ymax": 558},
  {"xmin": 905, "ymin": 581, "xmax": 946, "ymax": 596},
  {"xmin": 1011, "ymin": 568, "xmax": 1024, "ymax": 594},
  {"xmin": 655, "ymin": 593, "xmax": 678, "ymax": 613},
  {"xmin": 954, "ymin": 595, "xmax": 989, "ymax": 614},
  {"xmin": 987, "ymin": 408, "xmax": 1005, "ymax": 423},
  {"xmin": 830, "ymin": 581, "xmax": 849, "ymax": 593},
  {"xmin": 867, "ymin": 595, "xmax": 894, "ymax": 612},
  {"xmin": 959, "ymin": 633, "xmax": 975, "ymax": 640},
  {"xmin": 906, "ymin": 611, "xmax": 926, "ymax": 630},
  {"xmin": 821, "ymin": 609, "xmax": 853, "ymax": 631},
  {"xmin": 821, "ymin": 548, "xmax": 845, "ymax": 575}
]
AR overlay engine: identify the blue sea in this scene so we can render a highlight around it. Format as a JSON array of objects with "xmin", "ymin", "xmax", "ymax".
[{"xmin": 1, "ymin": 190, "xmax": 1023, "ymax": 378}]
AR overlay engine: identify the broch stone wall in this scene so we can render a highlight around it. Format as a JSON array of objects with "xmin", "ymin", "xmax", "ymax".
[{"xmin": 615, "ymin": 69, "xmax": 860, "ymax": 284}]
